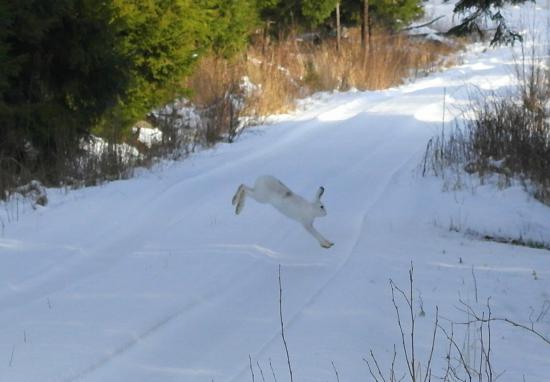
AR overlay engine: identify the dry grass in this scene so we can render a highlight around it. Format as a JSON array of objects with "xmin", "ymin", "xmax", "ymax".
[
  {"xmin": 301, "ymin": 31, "xmax": 457, "ymax": 92},
  {"xmin": 245, "ymin": 41, "xmax": 306, "ymax": 115},
  {"xmin": 186, "ymin": 56, "xmax": 246, "ymax": 107},
  {"xmin": 186, "ymin": 28, "xmax": 460, "ymax": 119}
]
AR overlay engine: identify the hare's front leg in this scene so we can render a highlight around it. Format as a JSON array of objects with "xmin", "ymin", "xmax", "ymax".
[{"xmin": 303, "ymin": 223, "xmax": 334, "ymax": 249}]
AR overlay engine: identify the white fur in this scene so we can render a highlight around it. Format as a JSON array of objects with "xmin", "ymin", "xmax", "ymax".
[{"xmin": 232, "ymin": 175, "xmax": 334, "ymax": 248}]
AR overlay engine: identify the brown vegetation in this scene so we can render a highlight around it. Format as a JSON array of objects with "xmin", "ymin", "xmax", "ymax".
[{"xmin": 187, "ymin": 28, "xmax": 459, "ymax": 120}]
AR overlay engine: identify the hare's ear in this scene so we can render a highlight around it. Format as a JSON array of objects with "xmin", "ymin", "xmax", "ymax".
[{"xmin": 315, "ymin": 186, "xmax": 325, "ymax": 201}]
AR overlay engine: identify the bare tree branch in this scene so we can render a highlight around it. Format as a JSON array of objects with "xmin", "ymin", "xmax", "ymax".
[
  {"xmin": 249, "ymin": 355, "xmax": 255, "ymax": 382},
  {"xmin": 423, "ymin": 306, "xmax": 439, "ymax": 382},
  {"xmin": 331, "ymin": 360, "xmax": 341, "ymax": 382},
  {"xmin": 401, "ymin": 16, "xmax": 446, "ymax": 32},
  {"xmin": 278, "ymin": 265, "xmax": 294, "ymax": 382},
  {"xmin": 455, "ymin": 299, "xmax": 550, "ymax": 346},
  {"xmin": 438, "ymin": 323, "xmax": 473, "ymax": 381},
  {"xmin": 364, "ymin": 351, "xmax": 387, "ymax": 382},
  {"xmin": 269, "ymin": 358, "xmax": 278, "ymax": 382},
  {"xmin": 390, "ymin": 279, "xmax": 414, "ymax": 380},
  {"xmin": 257, "ymin": 361, "xmax": 266, "ymax": 382}
]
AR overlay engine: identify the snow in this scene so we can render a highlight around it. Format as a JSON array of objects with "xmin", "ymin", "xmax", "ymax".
[
  {"xmin": 81, "ymin": 136, "xmax": 140, "ymax": 162},
  {"xmin": 133, "ymin": 124, "xmax": 163, "ymax": 148},
  {"xmin": 1, "ymin": 2, "xmax": 549, "ymax": 382},
  {"xmin": 151, "ymin": 98, "xmax": 203, "ymax": 131},
  {"xmin": 240, "ymin": 76, "xmax": 260, "ymax": 98}
]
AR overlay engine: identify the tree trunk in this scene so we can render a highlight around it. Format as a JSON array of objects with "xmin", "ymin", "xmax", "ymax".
[
  {"xmin": 336, "ymin": 2, "xmax": 341, "ymax": 52},
  {"xmin": 361, "ymin": 0, "xmax": 369, "ymax": 51}
]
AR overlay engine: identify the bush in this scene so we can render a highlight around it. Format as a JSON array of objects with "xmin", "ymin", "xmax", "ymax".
[{"xmin": 423, "ymin": 55, "xmax": 550, "ymax": 204}]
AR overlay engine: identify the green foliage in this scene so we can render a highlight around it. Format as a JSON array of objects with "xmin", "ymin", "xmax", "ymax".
[
  {"xmin": 371, "ymin": 0, "xmax": 423, "ymax": 29},
  {"xmin": 257, "ymin": 0, "xmax": 280, "ymax": 10},
  {"xmin": 302, "ymin": 0, "xmax": 338, "ymax": 27},
  {"xmin": 98, "ymin": 0, "xmax": 261, "ymax": 135},
  {"xmin": 1, "ymin": 0, "xmax": 262, "ymax": 187},
  {"xmin": 100, "ymin": 0, "xmax": 210, "ymax": 133},
  {"xmin": 259, "ymin": 0, "xmax": 338, "ymax": 31},
  {"xmin": 263, "ymin": 0, "xmax": 423, "ymax": 34},
  {"xmin": 0, "ymin": 0, "xmax": 261, "ymax": 169},
  {"xmin": 0, "ymin": 1, "xmax": 13, "ymax": 96},
  {"xmin": 0, "ymin": 0, "xmax": 130, "ymax": 175},
  {"xmin": 342, "ymin": 0, "xmax": 423, "ymax": 30},
  {"xmin": 201, "ymin": 0, "xmax": 260, "ymax": 58}
]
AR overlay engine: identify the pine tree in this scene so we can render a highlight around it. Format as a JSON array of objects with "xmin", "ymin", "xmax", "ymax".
[
  {"xmin": 0, "ymin": 0, "xmax": 261, "ymax": 165},
  {"xmin": 201, "ymin": 0, "xmax": 260, "ymax": 58},
  {"xmin": 102, "ymin": 0, "xmax": 261, "ymax": 132},
  {"xmin": 0, "ymin": 1, "xmax": 12, "ymax": 97},
  {"xmin": 101, "ymin": 0, "xmax": 210, "ymax": 133},
  {"xmin": 340, "ymin": 0, "xmax": 423, "ymax": 31},
  {"xmin": 2, "ymin": 0, "xmax": 256, "ymax": 182},
  {"xmin": 447, "ymin": 0, "xmax": 531, "ymax": 46},
  {"xmin": 301, "ymin": 0, "xmax": 338, "ymax": 27},
  {"xmin": 258, "ymin": 0, "xmax": 339, "ymax": 33},
  {"xmin": 0, "ymin": 0, "xmax": 131, "ymax": 177}
]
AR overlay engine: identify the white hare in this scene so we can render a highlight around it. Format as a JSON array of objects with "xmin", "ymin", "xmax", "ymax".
[{"xmin": 232, "ymin": 175, "xmax": 334, "ymax": 248}]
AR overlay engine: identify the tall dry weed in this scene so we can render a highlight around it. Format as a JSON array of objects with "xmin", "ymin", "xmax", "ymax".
[
  {"xmin": 187, "ymin": 28, "xmax": 458, "ymax": 119},
  {"xmin": 306, "ymin": 32, "xmax": 456, "ymax": 91}
]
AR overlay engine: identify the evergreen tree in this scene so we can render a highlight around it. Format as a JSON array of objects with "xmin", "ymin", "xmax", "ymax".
[
  {"xmin": 447, "ymin": 0, "xmax": 531, "ymax": 45},
  {"xmin": 0, "ymin": 1, "xmax": 13, "ymax": 97},
  {"xmin": 0, "ymin": 0, "xmax": 262, "ymax": 179},
  {"xmin": 302, "ymin": 0, "xmax": 338, "ymax": 27},
  {"xmin": 257, "ymin": 0, "xmax": 281, "ymax": 18},
  {"xmin": 0, "ymin": 0, "xmax": 131, "ymax": 177},
  {"xmin": 202, "ymin": 0, "xmax": 260, "ymax": 58},
  {"xmin": 340, "ymin": 0, "xmax": 423, "ymax": 31},
  {"xmin": 370, "ymin": 0, "xmax": 423, "ymax": 29},
  {"xmin": 102, "ymin": 0, "xmax": 261, "ymax": 132},
  {"xmin": 102, "ymin": 0, "xmax": 210, "ymax": 133},
  {"xmin": 259, "ymin": 0, "xmax": 339, "ymax": 32}
]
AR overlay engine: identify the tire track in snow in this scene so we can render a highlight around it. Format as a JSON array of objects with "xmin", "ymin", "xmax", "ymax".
[
  {"xmin": 0, "ymin": 229, "xmax": 150, "ymax": 315},
  {"xmin": 61, "ymin": 260, "xmax": 260, "ymax": 382}
]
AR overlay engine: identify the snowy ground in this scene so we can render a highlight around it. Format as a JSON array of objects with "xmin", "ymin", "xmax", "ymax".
[{"xmin": 1, "ymin": 2, "xmax": 550, "ymax": 382}]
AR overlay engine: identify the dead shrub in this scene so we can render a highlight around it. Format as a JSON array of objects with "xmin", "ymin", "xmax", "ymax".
[
  {"xmin": 185, "ymin": 56, "xmax": 260, "ymax": 144},
  {"xmin": 423, "ymin": 53, "xmax": 550, "ymax": 204}
]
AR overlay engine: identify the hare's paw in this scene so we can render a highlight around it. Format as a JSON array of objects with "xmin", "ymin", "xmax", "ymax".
[
  {"xmin": 321, "ymin": 240, "xmax": 334, "ymax": 249},
  {"xmin": 235, "ymin": 199, "xmax": 245, "ymax": 215}
]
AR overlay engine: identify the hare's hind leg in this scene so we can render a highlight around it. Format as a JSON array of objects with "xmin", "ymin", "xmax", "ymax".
[
  {"xmin": 232, "ymin": 184, "xmax": 249, "ymax": 215},
  {"xmin": 232, "ymin": 185, "xmax": 244, "ymax": 206}
]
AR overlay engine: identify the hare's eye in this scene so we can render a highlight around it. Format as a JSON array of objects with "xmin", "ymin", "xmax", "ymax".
[{"xmin": 321, "ymin": 205, "xmax": 325, "ymax": 210}]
